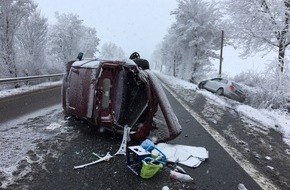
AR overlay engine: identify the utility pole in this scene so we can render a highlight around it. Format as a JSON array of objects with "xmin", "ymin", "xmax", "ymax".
[
  {"xmin": 219, "ymin": 30, "xmax": 224, "ymax": 78},
  {"xmin": 173, "ymin": 54, "xmax": 176, "ymax": 77},
  {"xmin": 173, "ymin": 63, "xmax": 176, "ymax": 77}
]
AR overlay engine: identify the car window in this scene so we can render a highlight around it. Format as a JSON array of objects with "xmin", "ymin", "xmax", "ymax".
[
  {"xmin": 211, "ymin": 78, "xmax": 221, "ymax": 82},
  {"xmin": 232, "ymin": 82, "xmax": 243, "ymax": 91},
  {"xmin": 220, "ymin": 79, "xmax": 228, "ymax": 84}
]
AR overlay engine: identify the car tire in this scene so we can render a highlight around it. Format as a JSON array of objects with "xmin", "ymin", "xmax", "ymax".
[
  {"xmin": 198, "ymin": 83, "xmax": 203, "ymax": 89},
  {"xmin": 216, "ymin": 88, "xmax": 224, "ymax": 96}
]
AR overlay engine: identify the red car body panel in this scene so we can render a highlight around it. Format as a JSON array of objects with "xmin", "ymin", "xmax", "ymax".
[{"xmin": 62, "ymin": 58, "xmax": 181, "ymax": 141}]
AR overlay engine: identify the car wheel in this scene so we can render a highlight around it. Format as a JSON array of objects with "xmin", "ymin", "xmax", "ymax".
[
  {"xmin": 198, "ymin": 83, "xmax": 203, "ymax": 89},
  {"xmin": 216, "ymin": 88, "xmax": 224, "ymax": 96}
]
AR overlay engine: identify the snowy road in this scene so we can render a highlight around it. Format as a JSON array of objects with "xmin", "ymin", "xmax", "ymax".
[
  {"xmin": 0, "ymin": 83, "xmax": 263, "ymax": 190},
  {"xmin": 0, "ymin": 85, "xmax": 64, "ymax": 189},
  {"xmin": 1, "ymin": 76, "xmax": 289, "ymax": 189}
]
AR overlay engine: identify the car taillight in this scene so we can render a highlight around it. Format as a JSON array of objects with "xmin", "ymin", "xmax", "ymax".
[{"xmin": 229, "ymin": 85, "xmax": 235, "ymax": 91}]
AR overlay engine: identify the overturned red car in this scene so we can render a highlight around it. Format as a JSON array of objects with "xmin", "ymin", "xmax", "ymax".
[{"xmin": 62, "ymin": 57, "xmax": 181, "ymax": 141}]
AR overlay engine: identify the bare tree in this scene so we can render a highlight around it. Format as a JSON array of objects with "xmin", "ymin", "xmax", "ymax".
[
  {"xmin": 225, "ymin": 0, "xmax": 290, "ymax": 72},
  {"xmin": 0, "ymin": 0, "xmax": 36, "ymax": 77}
]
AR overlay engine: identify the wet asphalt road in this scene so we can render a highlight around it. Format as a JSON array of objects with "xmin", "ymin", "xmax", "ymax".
[
  {"xmin": 0, "ymin": 86, "xmax": 61, "ymax": 123},
  {"xmin": 1, "ymin": 85, "xmax": 262, "ymax": 190}
]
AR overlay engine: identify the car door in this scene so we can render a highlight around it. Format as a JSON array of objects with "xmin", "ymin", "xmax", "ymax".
[
  {"xmin": 219, "ymin": 79, "xmax": 229, "ymax": 91},
  {"xmin": 205, "ymin": 78, "xmax": 222, "ymax": 91}
]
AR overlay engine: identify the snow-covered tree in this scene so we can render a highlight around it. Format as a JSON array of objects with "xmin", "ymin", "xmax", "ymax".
[
  {"xmin": 158, "ymin": 0, "xmax": 224, "ymax": 82},
  {"xmin": 99, "ymin": 42, "xmax": 126, "ymax": 59},
  {"xmin": 0, "ymin": 0, "xmax": 36, "ymax": 77},
  {"xmin": 48, "ymin": 13, "xmax": 83, "ymax": 64},
  {"xmin": 47, "ymin": 13, "xmax": 100, "ymax": 66},
  {"xmin": 224, "ymin": 0, "xmax": 290, "ymax": 73},
  {"xmin": 15, "ymin": 10, "xmax": 48, "ymax": 76},
  {"xmin": 79, "ymin": 27, "xmax": 100, "ymax": 58},
  {"xmin": 150, "ymin": 43, "xmax": 163, "ymax": 71}
]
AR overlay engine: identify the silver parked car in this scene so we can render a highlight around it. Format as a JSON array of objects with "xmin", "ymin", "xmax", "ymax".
[{"xmin": 198, "ymin": 78, "xmax": 246, "ymax": 102}]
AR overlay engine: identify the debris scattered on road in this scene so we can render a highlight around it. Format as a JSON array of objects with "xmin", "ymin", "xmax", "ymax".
[
  {"xmin": 140, "ymin": 139, "xmax": 155, "ymax": 150},
  {"xmin": 127, "ymin": 144, "xmax": 166, "ymax": 179},
  {"xmin": 127, "ymin": 145, "xmax": 152, "ymax": 176},
  {"xmin": 169, "ymin": 170, "xmax": 193, "ymax": 182},
  {"xmin": 73, "ymin": 126, "xmax": 131, "ymax": 169},
  {"xmin": 266, "ymin": 165, "xmax": 274, "ymax": 170},
  {"xmin": 46, "ymin": 122, "xmax": 61, "ymax": 130},
  {"xmin": 162, "ymin": 186, "xmax": 170, "ymax": 190},
  {"xmin": 152, "ymin": 143, "xmax": 208, "ymax": 167},
  {"xmin": 140, "ymin": 157, "xmax": 164, "ymax": 179},
  {"xmin": 73, "ymin": 152, "xmax": 113, "ymax": 170},
  {"xmin": 238, "ymin": 183, "xmax": 248, "ymax": 190},
  {"xmin": 64, "ymin": 115, "xmax": 72, "ymax": 120},
  {"xmin": 73, "ymin": 133, "xmax": 206, "ymax": 185},
  {"xmin": 174, "ymin": 165, "xmax": 186, "ymax": 174},
  {"xmin": 114, "ymin": 125, "xmax": 131, "ymax": 156}
]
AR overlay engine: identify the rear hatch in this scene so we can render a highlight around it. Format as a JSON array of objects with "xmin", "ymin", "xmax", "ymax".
[{"xmin": 232, "ymin": 82, "xmax": 245, "ymax": 98}]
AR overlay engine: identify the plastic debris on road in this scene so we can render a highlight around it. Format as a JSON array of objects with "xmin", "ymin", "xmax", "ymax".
[
  {"xmin": 174, "ymin": 165, "xmax": 186, "ymax": 174},
  {"xmin": 73, "ymin": 126, "xmax": 131, "ymax": 169},
  {"xmin": 126, "ymin": 144, "xmax": 166, "ymax": 179},
  {"xmin": 46, "ymin": 122, "xmax": 61, "ymax": 130},
  {"xmin": 162, "ymin": 186, "xmax": 170, "ymax": 190},
  {"xmin": 238, "ymin": 183, "xmax": 248, "ymax": 190},
  {"xmin": 152, "ymin": 143, "xmax": 208, "ymax": 167},
  {"xmin": 114, "ymin": 125, "xmax": 131, "ymax": 156},
  {"xmin": 169, "ymin": 170, "xmax": 193, "ymax": 182},
  {"xmin": 73, "ymin": 152, "xmax": 113, "ymax": 169}
]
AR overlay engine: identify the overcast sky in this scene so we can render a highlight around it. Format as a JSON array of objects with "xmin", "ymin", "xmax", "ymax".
[
  {"xmin": 36, "ymin": 0, "xmax": 177, "ymax": 60},
  {"xmin": 35, "ymin": 0, "xmax": 268, "ymax": 77}
]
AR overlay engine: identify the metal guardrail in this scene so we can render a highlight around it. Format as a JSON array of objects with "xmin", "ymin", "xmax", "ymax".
[{"xmin": 0, "ymin": 73, "xmax": 64, "ymax": 85}]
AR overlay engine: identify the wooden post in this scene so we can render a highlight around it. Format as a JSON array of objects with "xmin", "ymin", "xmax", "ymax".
[
  {"xmin": 219, "ymin": 30, "xmax": 224, "ymax": 77},
  {"xmin": 173, "ymin": 55, "xmax": 176, "ymax": 77},
  {"xmin": 173, "ymin": 63, "xmax": 176, "ymax": 77}
]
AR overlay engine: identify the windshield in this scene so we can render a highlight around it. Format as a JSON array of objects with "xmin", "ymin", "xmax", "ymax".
[{"xmin": 232, "ymin": 82, "xmax": 243, "ymax": 91}]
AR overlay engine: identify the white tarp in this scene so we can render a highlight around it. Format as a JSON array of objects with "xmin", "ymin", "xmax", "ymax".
[{"xmin": 152, "ymin": 143, "xmax": 209, "ymax": 167}]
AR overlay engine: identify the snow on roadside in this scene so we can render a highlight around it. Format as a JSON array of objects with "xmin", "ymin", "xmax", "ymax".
[
  {"xmin": 0, "ymin": 105, "xmax": 64, "ymax": 189},
  {"xmin": 198, "ymin": 90, "xmax": 230, "ymax": 107},
  {"xmin": 236, "ymin": 105, "xmax": 277, "ymax": 128},
  {"xmin": 237, "ymin": 105, "xmax": 290, "ymax": 145},
  {"xmin": 155, "ymin": 72, "xmax": 290, "ymax": 147},
  {"xmin": 157, "ymin": 73, "xmax": 198, "ymax": 91}
]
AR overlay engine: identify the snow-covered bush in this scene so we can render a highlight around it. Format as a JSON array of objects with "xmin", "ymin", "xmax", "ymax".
[
  {"xmin": 258, "ymin": 60, "xmax": 290, "ymax": 110},
  {"xmin": 233, "ymin": 70, "xmax": 262, "ymax": 87},
  {"xmin": 234, "ymin": 60, "xmax": 290, "ymax": 111}
]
